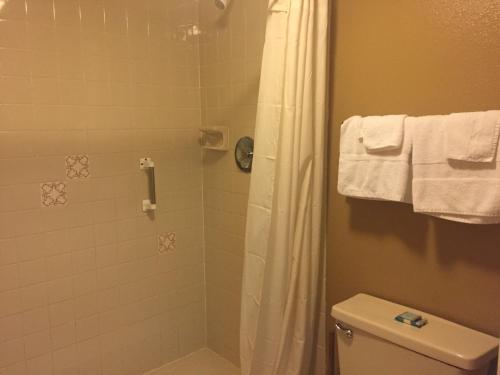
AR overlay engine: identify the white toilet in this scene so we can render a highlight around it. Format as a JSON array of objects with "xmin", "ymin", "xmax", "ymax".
[{"xmin": 331, "ymin": 294, "xmax": 498, "ymax": 375}]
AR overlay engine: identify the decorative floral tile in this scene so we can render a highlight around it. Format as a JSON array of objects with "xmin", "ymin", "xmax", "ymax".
[
  {"xmin": 65, "ymin": 155, "xmax": 90, "ymax": 179},
  {"xmin": 158, "ymin": 232, "xmax": 176, "ymax": 253},
  {"xmin": 40, "ymin": 182, "xmax": 68, "ymax": 207}
]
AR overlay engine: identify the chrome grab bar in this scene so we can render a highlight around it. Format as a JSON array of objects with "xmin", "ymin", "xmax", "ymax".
[
  {"xmin": 335, "ymin": 322, "xmax": 353, "ymax": 339},
  {"xmin": 140, "ymin": 158, "xmax": 157, "ymax": 212}
]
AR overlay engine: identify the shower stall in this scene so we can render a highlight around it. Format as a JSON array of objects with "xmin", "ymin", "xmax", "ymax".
[{"xmin": 0, "ymin": 0, "xmax": 267, "ymax": 373}]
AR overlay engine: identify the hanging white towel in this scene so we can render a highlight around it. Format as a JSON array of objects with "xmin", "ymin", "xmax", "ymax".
[
  {"xmin": 338, "ymin": 115, "xmax": 412, "ymax": 203},
  {"xmin": 412, "ymin": 114, "xmax": 500, "ymax": 224},
  {"xmin": 359, "ymin": 115, "xmax": 407, "ymax": 152},
  {"xmin": 445, "ymin": 111, "xmax": 500, "ymax": 162}
]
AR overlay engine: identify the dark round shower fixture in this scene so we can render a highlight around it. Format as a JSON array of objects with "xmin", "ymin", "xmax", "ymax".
[{"xmin": 235, "ymin": 137, "xmax": 254, "ymax": 173}]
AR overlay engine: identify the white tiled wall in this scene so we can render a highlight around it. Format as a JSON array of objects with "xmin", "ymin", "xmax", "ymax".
[
  {"xmin": 0, "ymin": 0, "xmax": 205, "ymax": 374},
  {"xmin": 0, "ymin": 0, "xmax": 271, "ymax": 371},
  {"xmin": 199, "ymin": 0, "xmax": 268, "ymax": 366}
]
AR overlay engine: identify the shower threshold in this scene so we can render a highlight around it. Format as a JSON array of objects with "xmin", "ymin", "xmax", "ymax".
[{"xmin": 144, "ymin": 348, "xmax": 240, "ymax": 375}]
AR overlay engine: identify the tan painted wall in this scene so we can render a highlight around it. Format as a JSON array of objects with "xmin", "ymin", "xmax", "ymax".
[{"xmin": 327, "ymin": 0, "xmax": 500, "ymax": 369}]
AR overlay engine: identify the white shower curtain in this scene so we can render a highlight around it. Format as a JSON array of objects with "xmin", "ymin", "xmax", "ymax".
[{"xmin": 240, "ymin": 0, "xmax": 329, "ymax": 374}]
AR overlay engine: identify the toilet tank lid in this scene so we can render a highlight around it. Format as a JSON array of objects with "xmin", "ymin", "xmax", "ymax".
[{"xmin": 331, "ymin": 294, "xmax": 499, "ymax": 371}]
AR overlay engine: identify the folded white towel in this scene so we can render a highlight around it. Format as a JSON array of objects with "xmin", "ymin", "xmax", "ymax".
[
  {"xmin": 338, "ymin": 116, "xmax": 412, "ymax": 203},
  {"xmin": 445, "ymin": 111, "xmax": 500, "ymax": 162},
  {"xmin": 412, "ymin": 115, "xmax": 500, "ymax": 224},
  {"xmin": 359, "ymin": 115, "xmax": 407, "ymax": 152}
]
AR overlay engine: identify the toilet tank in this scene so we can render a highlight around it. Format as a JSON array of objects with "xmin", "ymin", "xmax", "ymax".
[{"xmin": 331, "ymin": 294, "xmax": 498, "ymax": 375}]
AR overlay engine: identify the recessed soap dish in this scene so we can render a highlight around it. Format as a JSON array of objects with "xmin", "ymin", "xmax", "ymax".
[{"xmin": 199, "ymin": 126, "xmax": 229, "ymax": 151}]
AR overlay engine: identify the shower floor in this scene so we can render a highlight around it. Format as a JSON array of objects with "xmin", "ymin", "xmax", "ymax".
[{"xmin": 145, "ymin": 349, "xmax": 240, "ymax": 375}]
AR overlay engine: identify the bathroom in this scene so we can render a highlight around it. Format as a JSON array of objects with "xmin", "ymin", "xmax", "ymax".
[{"xmin": 0, "ymin": 0, "xmax": 498, "ymax": 374}]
